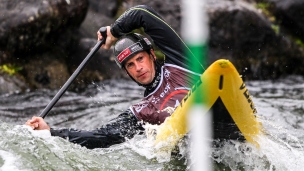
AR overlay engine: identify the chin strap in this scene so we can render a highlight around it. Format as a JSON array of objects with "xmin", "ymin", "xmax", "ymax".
[{"xmin": 142, "ymin": 61, "xmax": 162, "ymax": 96}]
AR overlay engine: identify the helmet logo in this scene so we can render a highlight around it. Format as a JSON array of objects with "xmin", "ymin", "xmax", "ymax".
[
  {"xmin": 117, "ymin": 48, "xmax": 131, "ymax": 63},
  {"xmin": 143, "ymin": 38, "xmax": 152, "ymax": 45},
  {"xmin": 117, "ymin": 43, "xmax": 143, "ymax": 63},
  {"xmin": 131, "ymin": 44, "xmax": 142, "ymax": 52}
]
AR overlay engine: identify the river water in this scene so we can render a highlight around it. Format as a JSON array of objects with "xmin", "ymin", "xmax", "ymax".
[{"xmin": 0, "ymin": 77, "xmax": 304, "ymax": 171}]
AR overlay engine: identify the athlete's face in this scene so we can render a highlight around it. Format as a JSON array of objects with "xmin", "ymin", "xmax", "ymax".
[{"xmin": 124, "ymin": 50, "xmax": 156, "ymax": 85}]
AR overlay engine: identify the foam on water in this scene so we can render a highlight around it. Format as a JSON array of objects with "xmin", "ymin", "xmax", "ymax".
[
  {"xmin": 0, "ymin": 150, "xmax": 28, "ymax": 171},
  {"xmin": 1, "ymin": 112, "xmax": 304, "ymax": 170},
  {"xmin": 123, "ymin": 123, "xmax": 174, "ymax": 163},
  {"xmin": 258, "ymin": 134, "xmax": 304, "ymax": 170},
  {"xmin": 210, "ymin": 132, "xmax": 304, "ymax": 170}
]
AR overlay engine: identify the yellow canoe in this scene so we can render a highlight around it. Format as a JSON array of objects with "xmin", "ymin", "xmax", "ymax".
[{"xmin": 154, "ymin": 59, "xmax": 262, "ymax": 148}]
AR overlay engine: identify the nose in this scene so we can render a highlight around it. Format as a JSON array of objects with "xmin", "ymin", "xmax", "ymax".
[{"xmin": 134, "ymin": 62, "xmax": 142, "ymax": 72}]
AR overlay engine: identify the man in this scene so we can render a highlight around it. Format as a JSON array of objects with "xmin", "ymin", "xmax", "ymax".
[{"xmin": 26, "ymin": 5, "xmax": 203, "ymax": 149}]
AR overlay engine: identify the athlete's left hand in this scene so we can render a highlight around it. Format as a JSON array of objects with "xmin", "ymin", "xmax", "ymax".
[{"xmin": 25, "ymin": 116, "xmax": 50, "ymax": 130}]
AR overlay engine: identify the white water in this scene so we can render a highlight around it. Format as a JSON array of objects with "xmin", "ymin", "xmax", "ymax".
[{"xmin": 0, "ymin": 78, "xmax": 304, "ymax": 170}]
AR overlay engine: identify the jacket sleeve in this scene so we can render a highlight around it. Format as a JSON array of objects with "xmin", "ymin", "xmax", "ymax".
[
  {"xmin": 110, "ymin": 5, "xmax": 203, "ymax": 71},
  {"xmin": 50, "ymin": 110, "xmax": 143, "ymax": 149}
]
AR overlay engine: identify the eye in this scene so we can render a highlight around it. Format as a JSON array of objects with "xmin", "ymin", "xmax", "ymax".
[
  {"xmin": 137, "ymin": 56, "xmax": 144, "ymax": 62},
  {"xmin": 126, "ymin": 62, "xmax": 134, "ymax": 69}
]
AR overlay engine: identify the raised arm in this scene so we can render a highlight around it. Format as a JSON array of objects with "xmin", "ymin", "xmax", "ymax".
[{"xmin": 110, "ymin": 5, "xmax": 202, "ymax": 71}]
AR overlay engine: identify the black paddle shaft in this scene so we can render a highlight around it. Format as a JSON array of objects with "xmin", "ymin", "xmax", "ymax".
[{"xmin": 39, "ymin": 27, "xmax": 107, "ymax": 118}]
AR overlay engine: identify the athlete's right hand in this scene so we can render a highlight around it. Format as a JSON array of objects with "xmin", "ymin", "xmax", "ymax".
[
  {"xmin": 97, "ymin": 26, "xmax": 117, "ymax": 50},
  {"xmin": 25, "ymin": 116, "xmax": 50, "ymax": 130}
]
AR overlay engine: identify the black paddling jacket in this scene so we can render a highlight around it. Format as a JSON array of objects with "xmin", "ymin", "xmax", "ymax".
[{"xmin": 50, "ymin": 5, "xmax": 202, "ymax": 149}]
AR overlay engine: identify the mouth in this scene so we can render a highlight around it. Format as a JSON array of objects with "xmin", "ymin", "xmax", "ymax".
[{"xmin": 138, "ymin": 72, "xmax": 147, "ymax": 79}]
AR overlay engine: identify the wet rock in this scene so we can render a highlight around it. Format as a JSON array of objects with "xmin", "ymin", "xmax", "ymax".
[
  {"xmin": 79, "ymin": 0, "xmax": 119, "ymax": 38},
  {"xmin": 123, "ymin": 0, "xmax": 182, "ymax": 35},
  {"xmin": 207, "ymin": 0, "xmax": 304, "ymax": 79},
  {"xmin": 270, "ymin": 0, "xmax": 304, "ymax": 42},
  {"xmin": 0, "ymin": 0, "xmax": 88, "ymax": 54},
  {"xmin": 21, "ymin": 50, "xmax": 70, "ymax": 90},
  {"xmin": 0, "ymin": 0, "xmax": 123, "ymax": 94},
  {"xmin": 67, "ymin": 38, "xmax": 128, "ymax": 91},
  {"xmin": 69, "ymin": 0, "xmax": 127, "ymax": 91}
]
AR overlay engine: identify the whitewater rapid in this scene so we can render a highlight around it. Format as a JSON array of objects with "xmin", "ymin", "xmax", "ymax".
[{"xmin": 0, "ymin": 77, "xmax": 303, "ymax": 170}]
